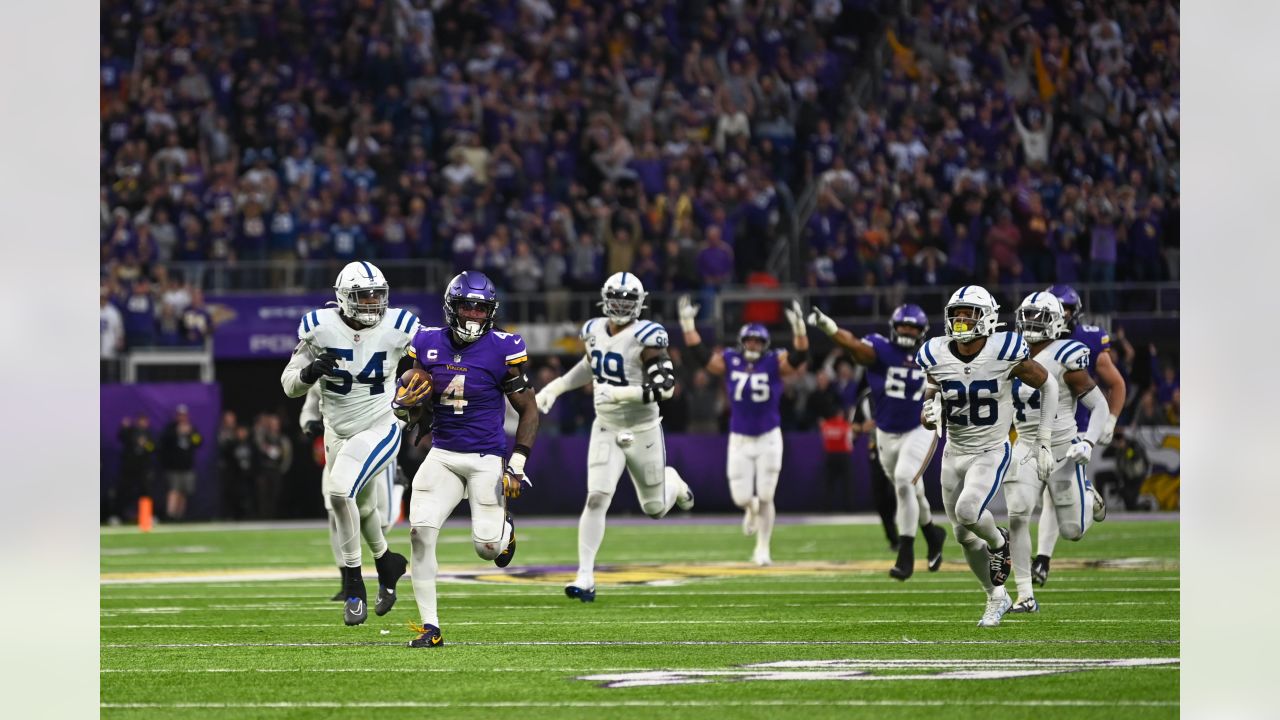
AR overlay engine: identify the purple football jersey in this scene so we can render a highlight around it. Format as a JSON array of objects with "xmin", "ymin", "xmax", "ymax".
[
  {"xmin": 1071, "ymin": 323, "xmax": 1111, "ymax": 430},
  {"xmin": 408, "ymin": 327, "xmax": 528, "ymax": 456},
  {"xmin": 723, "ymin": 348, "xmax": 784, "ymax": 435},
  {"xmin": 863, "ymin": 333, "xmax": 927, "ymax": 433}
]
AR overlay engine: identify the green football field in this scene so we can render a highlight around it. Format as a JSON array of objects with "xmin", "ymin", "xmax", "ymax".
[{"xmin": 101, "ymin": 515, "xmax": 1179, "ymax": 718}]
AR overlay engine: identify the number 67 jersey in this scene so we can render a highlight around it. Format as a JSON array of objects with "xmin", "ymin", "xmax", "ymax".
[
  {"xmin": 915, "ymin": 331, "xmax": 1030, "ymax": 454},
  {"xmin": 862, "ymin": 333, "xmax": 929, "ymax": 433}
]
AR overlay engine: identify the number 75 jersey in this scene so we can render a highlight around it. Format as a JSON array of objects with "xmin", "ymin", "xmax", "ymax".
[{"xmin": 915, "ymin": 331, "xmax": 1029, "ymax": 454}]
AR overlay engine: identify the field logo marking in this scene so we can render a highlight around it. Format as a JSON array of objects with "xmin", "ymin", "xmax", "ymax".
[{"xmin": 579, "ymin": 658, "xmax": 1180, "ymax": 688}]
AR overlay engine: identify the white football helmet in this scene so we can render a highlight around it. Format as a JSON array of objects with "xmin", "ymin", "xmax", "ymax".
[
  {"xmin": 944, "ymin": 285, "xmax": 1001, "ymax": 343},
  {"xmin": 1015, "ymin": 291, "xmax": 1066, "ymax": 344},
  {"xmin": 600, "ymin": 271, "xmax": 647, "ymax": 324},
  {"xmin": 334, "ymin": 261, "xmax": 389, "ymax": 328}
]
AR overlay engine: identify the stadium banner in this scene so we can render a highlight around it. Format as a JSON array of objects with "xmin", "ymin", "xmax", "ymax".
[
  {"xmin": 100, "ymin": 383, "xmax": 222, "ymax": 520},
  {"xmin": 204, "ymin": 293, "xmax": 445, "ymax": 359}
]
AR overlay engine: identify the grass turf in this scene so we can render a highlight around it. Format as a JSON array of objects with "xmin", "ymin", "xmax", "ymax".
[{"xmin": 102, "ymin": 516, "xmax": 1178, "ymax": 719}]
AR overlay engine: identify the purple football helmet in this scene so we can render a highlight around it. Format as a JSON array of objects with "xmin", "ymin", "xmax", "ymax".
[
  {"xmin": 1046, "ymin": 284, "xmax": 1082, "ymax": 330},
  {"xmin": 739, "ymin": 323, "xmax": 770, "ymax": 361},
  {"xmin": 889, "ymin": 303, "xmax": 929, "ymax": 350},
  {"xmin": 444, "ymin": 271, "xmax": 499, "ymax": 343}
]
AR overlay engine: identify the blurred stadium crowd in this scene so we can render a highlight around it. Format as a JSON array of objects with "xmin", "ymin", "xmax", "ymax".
[{"xmin": 102, "ymin": 0, "xmax": 1178, "ymax": 303}]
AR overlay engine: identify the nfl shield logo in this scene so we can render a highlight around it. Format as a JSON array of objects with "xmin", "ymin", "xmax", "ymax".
[
  {"xmin": 353, "ymin": 334, "xmax": 360, "ymax": 342},
  {"xmin": 453, "ymin": 354, "xmax": 462, "ymax": 363}
]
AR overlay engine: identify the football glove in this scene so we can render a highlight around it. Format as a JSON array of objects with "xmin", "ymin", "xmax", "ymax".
[
  {"xmin": 784, "ymin": 300, "xmax": 807, "ymax": 338},
  {"xmin": 922, "ymin": 393, "xmax": 942, "ymax": 428},
  {"xmin": 502, "ymin": 453, "xmax": 532, "ymax": 498},
  {"xmin": 302, "ymin": 420, "xmax": 325, "ymax": 440},
  {"xmin": 300, "ymin": 351, "xmax": 340, "ymax": 384},
  {"xmin": 806, "ymin": 307, "xmax": 839, "ymax": 336},
  {"xmin": 1100, "ymin": 414, "xmax": 1118, "ymax": 445},
  {"xmin": 1036, "ymin": 444, "xmax": 1055, "ymax": 482},
  {"xmin": 677, "ymin": 295, "xmax": 700, "ymax": 333},
  {"xmin": 393, "ymin": 372, "xmax": 432, "ymax": 409},
  {"xmin": 1067, "ymin": 441, "xmax": 1093, "ymax": 465}
]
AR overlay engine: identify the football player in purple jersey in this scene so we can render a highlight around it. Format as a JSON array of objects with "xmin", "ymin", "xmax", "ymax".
[
  {"xmin": 1031, "ymin": 285, "xmax": 1127, "ymax": 586},
  {"xmin": 808, "ymin": 303, "xmax": 948, "ymax": 581},
  {"xmin": 392, "ymin": 271, "xmax": 539, "ymax": 648},
  {"xmin": 678, "ymin": 297, "xmax": 809, "ymax": 566}
]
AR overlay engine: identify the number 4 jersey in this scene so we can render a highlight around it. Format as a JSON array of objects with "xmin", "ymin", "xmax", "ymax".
[
  {"xmin": 408, "ymin": 326, "xmax": 529, "ymax": 456},
  {"xmin": 722, "ymin": 348, "xmax": 783, "ymax": 436},
  {"xmin": 915, "ymin": 331, "xmax": 1029, "ymax": 454},
  {"xmin": 285, "ymin": 306, "xmax": 420, "ymax": 438},
  {"xmin": 581, "ymin": 317, "xmax": 669, "ymax": 430},
  {"xmin": 861, "ymin": 333, "xmax": 928, "ymax": 434}
]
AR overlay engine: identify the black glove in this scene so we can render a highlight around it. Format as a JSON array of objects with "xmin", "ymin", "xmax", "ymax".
[
  {"xmin": 300, "ymin": 351, "xmax": 340, "ymax": 384},
  {"xmin": 302, "ymin": 420, "xmax": 325, "ymax": 440}
]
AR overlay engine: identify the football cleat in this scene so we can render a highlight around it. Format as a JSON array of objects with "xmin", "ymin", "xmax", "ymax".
[
  {"xmin": 752, "ymin": 547, "xmax": 772, "ymax": 567},
  {"xmin": 1031, "ymin": 554, "xmax": 1051, "ymax": 587},
  {"xmin": 1009, "ymin": 596, "xmax": 1040, "ymax": 614},
  {"xmin": 988, "ymin": 527, "xmax": 1012, "ymax": 586},
  {"xmin": 676, "ymin": 485, "xmax": 695, "ymax": 511},
  {"xmin": 889, "ymin": 535, "xmax": 914, "ymax": 581},
  {"xmin": 374, "ymin": 551, "xmax": 409, "ymax": 616},
  {"xmin": 565, "ymin": 584, "xmax": 596, "ymax": 603},
  {"xmin": 923, "ymin": 524, "xmax": 947, "ymax": 572},
  {"xmin": 978, "ymin": 591, "xmax": 1013, "ymax": 627},
  {"xmin": 408, "ymin": 623, "xmax": 444, "ymax": 648},
  {"xmin": 330, "ymin": 589, "xmax": 345, "ymax": 602},
  {"xmin": 494, "ymin": 512, "xmax": 517, "ymax": 568},
  {"xmin": 1087, "ymin": 481, "xmax": 1107, "ymax": 522},
  {"xmin": 344, "ymin": 596, "xmax": 367, "ymax": 626}
]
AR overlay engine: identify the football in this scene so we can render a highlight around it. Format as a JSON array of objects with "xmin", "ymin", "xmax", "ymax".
[{"xmin": 395, "ymin": 367, "xmax": 432, "ymax": 407}]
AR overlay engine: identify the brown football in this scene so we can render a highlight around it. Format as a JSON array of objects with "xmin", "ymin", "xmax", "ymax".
[{"xmin": 396, "ymin": 367, "xmax": 433, "ymax": 405}]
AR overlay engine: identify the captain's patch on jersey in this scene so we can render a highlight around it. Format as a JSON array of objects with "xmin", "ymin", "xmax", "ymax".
[{"xmin": 579, "ymin": 658, "xmax": 1180, "ymax": 688}]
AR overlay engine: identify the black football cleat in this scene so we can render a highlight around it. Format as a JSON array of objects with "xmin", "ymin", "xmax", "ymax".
[
  {"xmin": 341, "ymin": 566, "xmax": 368, "ymax": 626},
  {"xmin": 374, "ymin": 551, "xmax": 409, "ymax": 616},
  {"xmin": 408, "ymin": 623, "xmax": 444, "ymax": 648},
  {"xmin": 988, "ymin": 528, "xmax": 1012, "ymax": 587},
  {"xmin": 923, "ymin": 524, "xmax": 947, "ymax": 572},
  {"xmin": 1032, "ymin": 554, "xmax": 1051, "ymax": 587},
  {"xmin": 565, "ymin": 584, "xmax": 596, "ymax": 603},
  {"xmin": 494, "ymin": 512, "xmax": 516, "ymax": 568},
  {"xmin": 889, "ymin": 535, "xmax": 915, "ymax": 581}
]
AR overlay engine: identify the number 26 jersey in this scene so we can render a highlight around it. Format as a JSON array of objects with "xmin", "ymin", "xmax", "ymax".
[{"xmin": 915, "ymin": 331, "xmax": 1029, "ymax": 454}]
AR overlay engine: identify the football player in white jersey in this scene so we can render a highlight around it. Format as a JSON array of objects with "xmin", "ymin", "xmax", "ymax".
[
  {"xmin": 534, "ymin": 272, "xmax": 695, "ymax": 602},
  {"xmin": 300, "ymin": 384, "xmax": 404, "ymax": 602},
  {"xmin": 916, "ymin": 285, "xmax": 1059, "ymax": 628},
  {"xmin": 1003, "ymin": 292, "xmax": 1109, "ymax": 613},
  {"xmin": 281, "ymin": 261, "xmax": 417, "ymax": 626}
]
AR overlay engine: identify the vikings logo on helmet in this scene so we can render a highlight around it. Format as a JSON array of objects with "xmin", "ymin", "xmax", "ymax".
[
  {"xmin": 738, "ymin": 323, "xmax": 770, "ymax": 362},
  {"xmin": 444, "ymin": 271, "xmax": 500, "ymax": 343}
]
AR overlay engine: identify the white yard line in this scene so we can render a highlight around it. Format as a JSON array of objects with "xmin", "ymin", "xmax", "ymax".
[
  {"xmin": 100, "ymin": 699, "xmax": 1178, "ymax": 709},
  {"xmin": 102, "ymin": 638, "xmax": 1180, "ymax": 648},
  {"xmin": 102, "ymin": 617, "xmax": 1179, "ymax": 629}
]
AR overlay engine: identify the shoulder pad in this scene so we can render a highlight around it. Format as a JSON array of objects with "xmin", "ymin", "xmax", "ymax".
[
  {"xmin": 995, "ymin": 331, "xmax": 1029, "ymax": 362},
  {"xmin": 297, "ymin": 308, "xmax": 325, "ymax": 341},
  {"xmin": 914, "ymin": 337, "xmax": 941, "ymax": 369},
  {"xmin": 491, "ymin": 330, "xmax": 529, "ymax": 365},
  {"xmin": 1053, "ymin": 339, "xmax": 1090, "ymax": 369},
  {"xmin": 580, "ymin": 318, "xmax": 603, "ymax": 340},
  {"xmin": 634, "ymin": 320, "xmax": 669, "ymax": 348},
  {"xmin": 388, "ymin": 308, "xmax": 421, "ymax": 336}
]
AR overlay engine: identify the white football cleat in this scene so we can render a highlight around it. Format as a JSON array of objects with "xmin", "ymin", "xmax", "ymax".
[
  {"xmin": 977, "ymin": 590, "xmax": 1012, "ymax": 627},
  {"xmin": 751, "ymin": 547, "xmax": 772, "ymax": 567},
  {"xmin": 1008, "ymin": 596, "xmax": 1039, "ymax": 614},
  {"xmin": 1088, "ymin": 482, "xmax": 1106, "ymax": 522}
]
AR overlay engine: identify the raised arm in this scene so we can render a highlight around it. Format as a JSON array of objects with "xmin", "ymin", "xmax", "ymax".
[
  {"xmin": 678, "ymin": 295, "xmax": 725, "ymax": 376},
  {"xmin": 807, "ymin": 307, "xmax": 878, "ymax": 366},
  {"xmin": 778, "ymin": 300, "xmax": 810, "ymax": 376}
]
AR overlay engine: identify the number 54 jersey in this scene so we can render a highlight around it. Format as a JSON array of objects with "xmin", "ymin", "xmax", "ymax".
[
  {"xmin": 290, "ymin": 307, "xmax": 420, "ymax": 438},
  {"xmin": 915, "ymin": 331, "xmax": 1029, "ymax": 454},
  {"xmin": 581, "ymin": 317, "xmax": 668, "ymax": 430},
  {"xmin": 408, "ymin": 327, "xmax": 528, "ymax": 456}
]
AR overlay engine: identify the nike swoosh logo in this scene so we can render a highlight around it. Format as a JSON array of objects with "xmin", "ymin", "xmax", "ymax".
[
  {"xmin": 645, "ymin": 443, "xmax": 654, "ymax": 449},
  {"xmin": 430, "ymin": 635, "xmax": 441, "ymax": 645},
  {"xmin": 384, "ymin": 589, "xmax": 395, "ymax": 595},
  {"xmin": 350, "ymin": 600, "xmax": 364, "ymax": 613}
]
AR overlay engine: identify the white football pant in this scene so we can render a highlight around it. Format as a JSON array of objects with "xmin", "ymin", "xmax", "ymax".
[
  {"xmin": 324, "ymin": 417, "xmax": 401, "ymax": 567},
  {"xmin": 1005, "ymin": 439, "xmax": 1095, "ymax": 600},
  {"xmin": 875, "ymin": 426, "xmax": 937, "ymax": 538},
  {"xmin": 940, "ymin": 441, "xmax": 1013, "ymax": 595}
]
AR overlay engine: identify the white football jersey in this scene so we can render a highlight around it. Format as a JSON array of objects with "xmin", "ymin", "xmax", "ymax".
[
  {"xmin": 1012, "ymin": 338, "xmax": 1090, "ymax": 446},
  {"xmin": 915, "ymin": 330, "xmax": 1029, "ymax": 454},
  {"xmin": 580, "ymin": 316, "xmax": 669, "ymax": 429},
  {"xmin": 291, "ymin": 306, "xmax": 420, "ymax": 438}
]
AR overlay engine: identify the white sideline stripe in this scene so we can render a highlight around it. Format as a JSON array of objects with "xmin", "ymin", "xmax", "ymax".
[
  {"xmin": 100, "ymin": 700, "xmax": 1178, "ymax": 709},
  {"xmin": 102, "ymin": 639, "xmax": 1180, "ymax": 648},
  {"xmin": 99, "ymin": 600, "xmax": 1175, "ymax": 612},
  {"xmin": 102, "ymin": 618, "xmax": 1179, "ymax": 629},
  {"xmin": 102, "ymin": 665, "xmax": 1182, "ymax": 675}
]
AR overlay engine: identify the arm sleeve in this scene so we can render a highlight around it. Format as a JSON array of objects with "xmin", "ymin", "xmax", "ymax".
[
  {"xmin": 281, "ymin": 340, "xmax": 319, "ymax": 398},
  {"xmin": 1035, "ymin": 371, "xmax": 1059, "ymax": 447},
  {"xmin": 1077, "ymin": 385, "xmax": 1108, "ymax": 445}
]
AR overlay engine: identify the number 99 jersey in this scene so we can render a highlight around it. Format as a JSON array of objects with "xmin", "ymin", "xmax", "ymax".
[
  {"xmin": 291, "ymin": 307, "xmax": 420, "ymax": 438},
  {"xmin": 581, "ymin": 317, "xmax": 668, "ymax": 429},
  {"xmin": 861, "ymin": 333, "xmax": 928, "ymax": 433},
  {"xmin": 915, "ymin": 331, "xmax": 1029, "ymax": 454}
]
